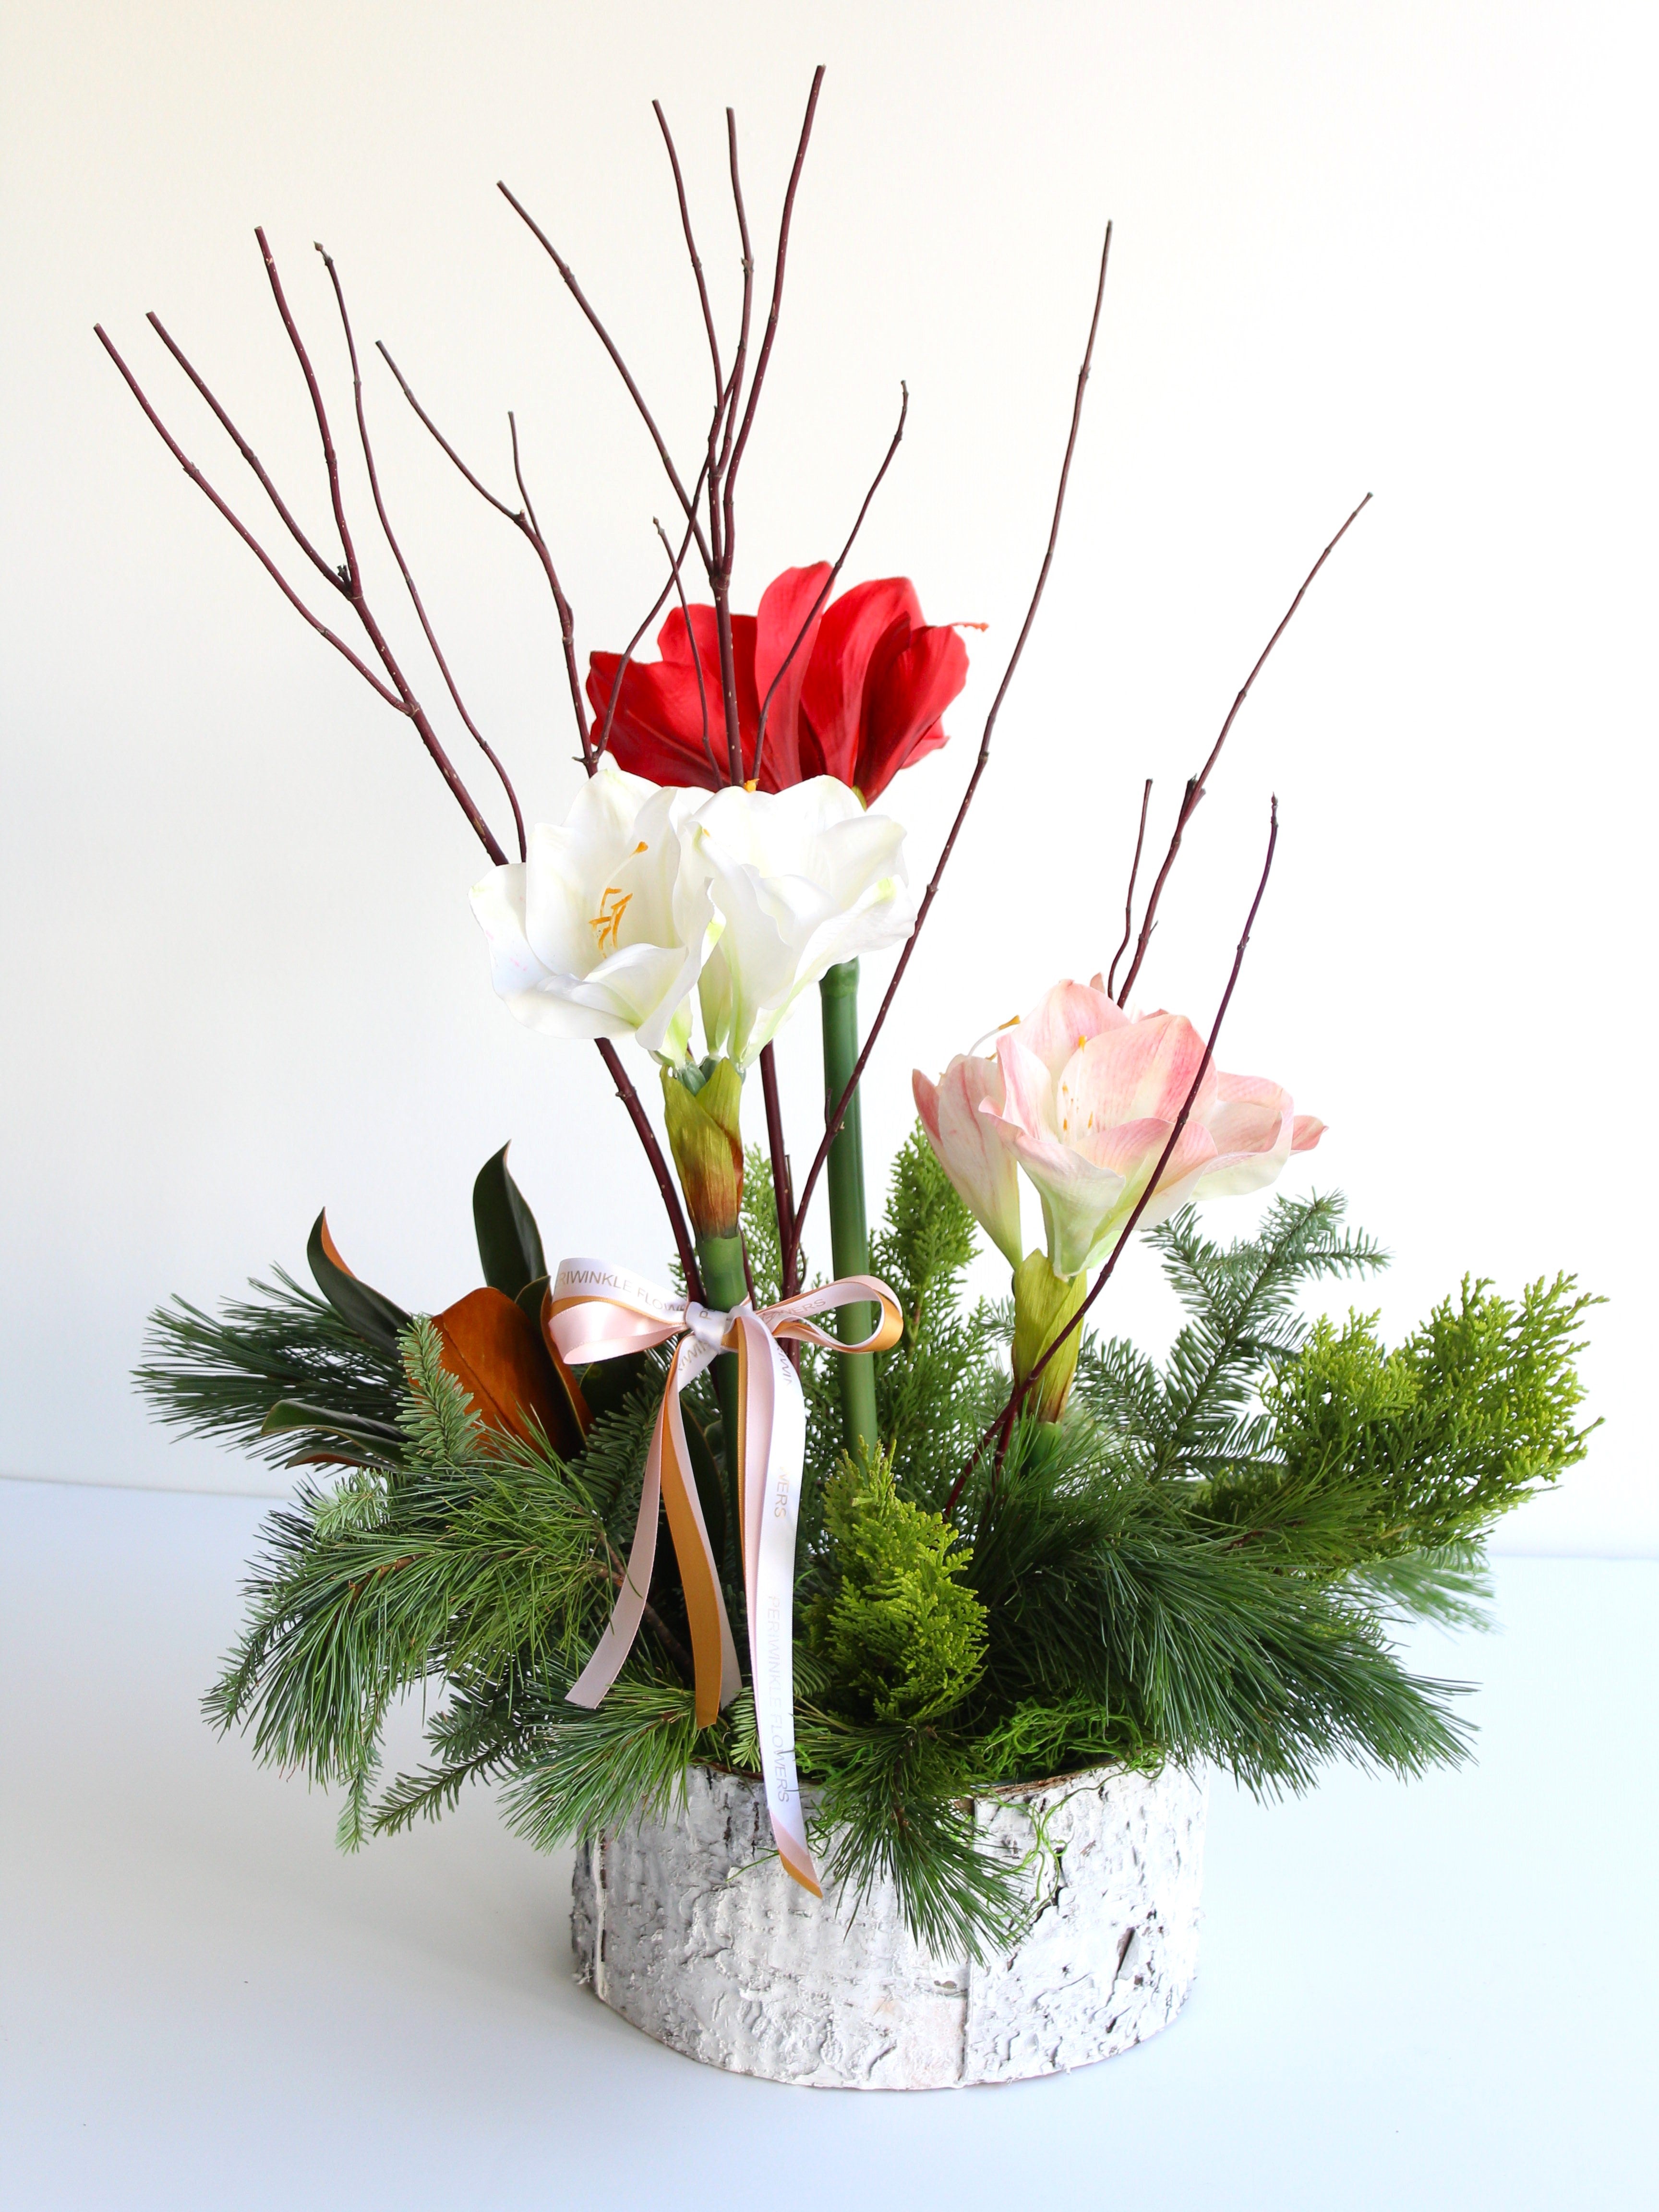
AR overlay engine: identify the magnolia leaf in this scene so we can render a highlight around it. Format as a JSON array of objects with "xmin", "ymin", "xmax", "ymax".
[
  {"xmin": 433, "ymin": 1286, "xmax": 582, "ymax": 1458},
  {"xmin": 306, "ymin": 1213, "xmax": 411, "ymax": 1355},
  {"xmin": 473, "ymin": 1143, "xmax": 547, "ymax": 1299},
  {"xmin": 516, "ymin": 1276, "xmax": 594, "ymax": 1442}
]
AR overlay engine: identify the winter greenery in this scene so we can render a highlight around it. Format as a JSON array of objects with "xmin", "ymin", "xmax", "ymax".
[{"xmin": 139, "ymin": 1137, "xmax": 1598, "ymax": 1961}]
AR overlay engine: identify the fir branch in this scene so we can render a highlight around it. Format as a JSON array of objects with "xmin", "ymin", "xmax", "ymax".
[{"xmin": 1138, "ymin": 1195, "xmax": 1388, "ymax": 1482}]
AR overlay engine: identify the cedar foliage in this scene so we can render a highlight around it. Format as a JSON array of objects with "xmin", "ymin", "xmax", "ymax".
[{"xmin": 139, "ymin": 1135, "xmax": 1598, "ymax": 1962}]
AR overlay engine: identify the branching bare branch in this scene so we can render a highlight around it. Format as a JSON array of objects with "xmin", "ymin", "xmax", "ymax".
[
  {"xmin": 790, "ymin": 219, "xmax": 1115, "ymax": 1254},
  {"xmin": 94, "ymin": 323, "xmax": 403, "ymax": 708},
  {"xmin": 374, "ymin": 339, "xmax": 592, "ymax": 770},
  {"xmin": 318, "ymin": 245, "xmax": 525, "ymax": 859},
  {"xmin": 1114, "ymin": 492, "xmax": 1371, "ymax": 1006},
  {"xmin": 496, "ymin": 180, "xmax": 712, "ymax": 572}
]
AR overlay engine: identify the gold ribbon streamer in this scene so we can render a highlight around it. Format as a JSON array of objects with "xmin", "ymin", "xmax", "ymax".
[{"xmin": 545, "ymin": 1258, "xmax": 903, "ymax": 1893}]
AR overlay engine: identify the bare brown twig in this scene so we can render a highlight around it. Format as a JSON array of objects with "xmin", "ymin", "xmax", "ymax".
[
  {"xmin": 722, "ymin": 66, "xmax": 825, "ymax": 553},
  {"xmin": 254, "ymin": 228, "xmax": 512, "ymax": 864},
  {"xmin": 758, "ymin": 1043, "xmax": 799, "ymax": 1317},
  {"xmin": 496, "ymin": 179, "xmax": 712, "ymax": 571},
  {"xmin": 593, "ymin": 495, "xmax": 709, "ymax": 763},
  {"xmin": 374, "ymin": 339, "xmax": 592, "ymax": 770},
  {"xmin": 1113, "ymin": 493, "xmax": 1370, "ymax": 1007},
  {"xmin": 789, "ymin": 219, "xmax": 1115, "ymax": 1256},
  {"xmin": 97, "ymin": 233, "xmax": 510, "ymax": 865},
  {"xmin": 597, "ymin": 1040, "xmax": 704, "ymax": 1300},
  {"xmin": 1105, "ymin": 777, "xmax": 1153, "ymax": 1000},
  {"xmin": 653, "ymin": 518, "xmax": 719, "ymax": 781},
  {"xmin": 144, "ymin": 311, "xmax": 340, "ymax": 590},
  {"xmin": 719, "ymin": 107, "xmax": 755, "ymax": 493},
  {"xmin": 654, "ymin": 99, "xmax": 723, "ymax": 405},
  {"xmin": 94, "ymin": 323, "xmax": 404, "ymax": 708},
  {"xmin": 317, "ymin": 245, "xmax": 525, "ymax": 859},
  {"xmin": 707, "ymin": 70, "xmax": 826, "ymax": 790}
]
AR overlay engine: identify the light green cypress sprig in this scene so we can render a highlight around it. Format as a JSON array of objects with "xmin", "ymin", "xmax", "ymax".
[{"xmin": 808, "ymin": 1442, "xmax": 987, "ymax": 1724}]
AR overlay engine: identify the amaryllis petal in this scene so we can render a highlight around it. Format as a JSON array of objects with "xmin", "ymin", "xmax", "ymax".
[
  {"xmin": 914, "ymin": 1056, "xmax": 1023, "ymax": 1267},
  {"xmin": 998, "ymin": 1121, "xmax": 1127, "ymax": 1278},
  {"xmin": 855, "ymin": 622, "xmax": 970, "ymax": 794},
  {"xmin": 753, "ymin": 563, "xmax": 832, "ymax": 790},
  {"xmin": 1292, "ymin": 1115, "xmax": 1326, "ymax": 1152},
  {"xmin": 1014, "ymin": 977, "xmax": 1128, "ymax": 1078},
  {"xmin": 471, "ymin": 762, "xmax": 713, "ymax": 1061},
  {"xmin": 588, "ymin": 611, "xmax": 757, "ymax": 790},
  {"xmin": 1057, "ymin": 1013, "xmax": 1219, "ymax": 1134},
  {"xmin": 797, "ymin": 579, "xmax": 922, "ymax": 785},
  {"xmin": 1203, "ymin": 1099, "xmax": 1289, "ymax": 1158},
  {"xmin": 991, "ymin": 1032, "xmax": 1060, "ymax": 1144},
  {"xmin": 690, "ymin": 777, "xmax": 913, "ymax": 1066}
]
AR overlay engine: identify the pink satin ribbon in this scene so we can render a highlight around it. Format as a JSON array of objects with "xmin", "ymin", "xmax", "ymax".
[{"xmin": 546, "ymin": 1258, "xmax": 903, "ymax": 1894}]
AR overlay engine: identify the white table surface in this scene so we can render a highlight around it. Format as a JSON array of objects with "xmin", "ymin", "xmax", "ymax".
[{"xmin": 2, "ymin": 1475, "xmax": 1654, "ymax": 2212}]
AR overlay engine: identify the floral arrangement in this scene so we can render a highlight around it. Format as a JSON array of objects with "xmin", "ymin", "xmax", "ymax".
[{"xmin": 116, "ymin": 74, "xmax": 1596, "ymax": 1959}]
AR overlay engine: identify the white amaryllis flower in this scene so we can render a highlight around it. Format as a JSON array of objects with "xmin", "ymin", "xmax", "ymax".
[
  {"xmin": 470, "ymin": 759, "xmax": 714, "ymax": 1060},
  {"xmin": 689, "ymin": 777, "xmax": 914, "ymax": 1067}
]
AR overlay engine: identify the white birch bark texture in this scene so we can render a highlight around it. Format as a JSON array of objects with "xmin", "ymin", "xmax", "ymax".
[{"xmin": 570, "ymin": 1760, "xmax": 1207, "ymax": 2089}]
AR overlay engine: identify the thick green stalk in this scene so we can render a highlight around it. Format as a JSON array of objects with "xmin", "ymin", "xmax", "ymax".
[
  {"xmin": 695, "ymin": 1230, "xmax": 748, "ymax": 1541},
  {"xmin": 819, "ymin": 959, "xmax": 879, "ymax": 1455}
]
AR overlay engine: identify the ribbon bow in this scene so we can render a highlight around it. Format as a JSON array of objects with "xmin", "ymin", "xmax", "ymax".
[{"xmin": 546, "ymin": 1259, "xmax": 903, "ymax": 1894}]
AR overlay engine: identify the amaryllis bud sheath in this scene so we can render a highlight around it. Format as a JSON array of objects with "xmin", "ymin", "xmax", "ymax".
[{"xmin": 661, "ymin": 1058, "xmax": 745, "ymax": 1242}]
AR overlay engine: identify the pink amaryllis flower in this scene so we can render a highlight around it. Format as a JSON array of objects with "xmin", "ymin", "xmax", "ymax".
[
  {"xmin": 914, "ymin": 977, "xmax": 1324, "ymax": 1279},
  {"xmin": 587, "ymin": 565, "xmax": 969, "ymax": 802}
]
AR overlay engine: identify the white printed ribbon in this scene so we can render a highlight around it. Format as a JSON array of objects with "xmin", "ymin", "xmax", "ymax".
[{"xmin": 545, "ymin": 1258, "xmax": 903, "ymax": 1895}]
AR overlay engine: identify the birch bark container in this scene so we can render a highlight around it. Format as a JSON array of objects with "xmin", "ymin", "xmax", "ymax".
[{"xmin": 572, "ymin": 1759, "xmax": 1207, "ymax": 2089}]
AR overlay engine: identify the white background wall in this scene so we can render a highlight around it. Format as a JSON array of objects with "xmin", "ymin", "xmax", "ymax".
[{"xmin": 2, "ymin": 0, "xmax": 1653, "ymax": 1549}]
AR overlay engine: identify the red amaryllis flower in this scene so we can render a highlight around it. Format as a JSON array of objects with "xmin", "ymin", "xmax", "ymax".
[{"xmin": 586, "ymin": 564, "xmax": 970, "ymax": 801}]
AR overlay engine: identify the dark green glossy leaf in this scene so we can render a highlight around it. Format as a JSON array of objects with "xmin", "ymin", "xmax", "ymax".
[
  {"xmin": 306, "ymin": 1213, "xmax": 412, "ymax": 1356},
  {"xmin": 577, "ymin": 1350, "xmax": 653, "ymax": 1422},
  {"xmin": 473, "ymin": 1144, "xmax": 547, "ymax": 1298},
  {"xmin": 259, "ymin": 1398, "xmax": 406, "ymax": 1449}
]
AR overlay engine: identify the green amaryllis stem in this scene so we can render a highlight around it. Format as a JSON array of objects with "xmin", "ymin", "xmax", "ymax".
[
  {"xmin": 694, "ymin": 1229, "xmax": 747, "ymax": 1571},
  {"xmin": 819, "ymin": 959, "xmax": 880, "ymax": 1455}
]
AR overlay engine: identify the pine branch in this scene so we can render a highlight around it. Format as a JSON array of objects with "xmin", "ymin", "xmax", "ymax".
[{"xmin": 136, "ymin": 1271, "xmax": 404, "ymax": 1467}]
